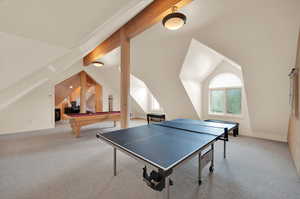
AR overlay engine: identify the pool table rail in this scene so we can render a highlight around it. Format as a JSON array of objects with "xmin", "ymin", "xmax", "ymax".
[{"xmin": 66, "ymin": 111, "xmax": 120, "ymax": 137}]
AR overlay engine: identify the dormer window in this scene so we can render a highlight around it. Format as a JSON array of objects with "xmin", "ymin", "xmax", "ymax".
[{"xmin": 209, "ymin": 73, "xmax": 242, "ymax": 116}]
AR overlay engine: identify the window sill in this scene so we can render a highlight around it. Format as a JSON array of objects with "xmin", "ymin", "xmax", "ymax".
[
  {"xmin": 208, "ymin": 113, "xmax": 243, "ymax": 119},
  {"xmin": 150, "ymin": 110, "xmax": 164, "ymax": 114}
]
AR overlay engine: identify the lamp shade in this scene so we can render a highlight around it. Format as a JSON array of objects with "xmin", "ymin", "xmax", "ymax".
[
  {"xmin": 92, "ymin": 61, "xmax": 104, "ymax": 67},
  {"xmin": 162, "ymin": 12, "xmax": 186, "ymax": 30}
]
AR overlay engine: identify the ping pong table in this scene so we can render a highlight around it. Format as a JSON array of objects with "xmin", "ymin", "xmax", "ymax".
[{"xmin": 96, "ymin": 118, "xmax": 236, "ymax": 199}]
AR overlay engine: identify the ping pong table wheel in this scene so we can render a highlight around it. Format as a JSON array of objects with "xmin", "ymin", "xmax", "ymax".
[
  {"xmin": 209, "ymin": 166, "xmax": 214, "ymax": 173},
  {"xmin": 198, "ymin": 180, "xmax": 202, "ymax": 185},
  {"xmin": 169, "ymin": 179, "xmax": 173, "ymax": 186}
]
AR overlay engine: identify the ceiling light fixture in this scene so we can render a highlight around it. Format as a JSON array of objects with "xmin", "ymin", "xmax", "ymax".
[
  {"xmin": 91, "ymin": 61, "xmax": 104, "ymax": 67},
  {"xmin": 162, "ymin": 6, "xmax": 187, "ymax": 30},
  {"xmin": 70, "ymin": 85, "xmax": 73, "ymax": 89}
]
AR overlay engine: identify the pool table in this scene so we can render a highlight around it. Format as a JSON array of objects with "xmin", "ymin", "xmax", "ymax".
[{"xmin": 66, "ymin": 111, "xmax": 120, "ymax": 137}]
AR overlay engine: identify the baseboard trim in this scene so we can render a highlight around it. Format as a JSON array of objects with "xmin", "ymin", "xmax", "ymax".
[{"xmin": 240, "ymin": 131, "xmax": 287, "ymax": 142}]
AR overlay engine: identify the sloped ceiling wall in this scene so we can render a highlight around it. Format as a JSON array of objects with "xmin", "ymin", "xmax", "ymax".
[
  {"xmin": 132, "ymin": 35, "xmax": 198, "ymax": 119},
  {"xmin": 130, "ymin": 0, "xmax": 300, "ymax": 141},
  {"xmin": 0, "ymin": 0, "xmax": 152, "ymax": 134},
  {"xmin": 179, "ymin": 39, "xmax": 224, "ymax": 118},
  {"xmin": 0, "ymin": 0, "xmax": 152, "ymax": 107}
]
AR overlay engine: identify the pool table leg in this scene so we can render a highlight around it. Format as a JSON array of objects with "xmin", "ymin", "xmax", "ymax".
[{"xmin": 73, "ymin": 126, "xmax": 81, "ymax": 138}]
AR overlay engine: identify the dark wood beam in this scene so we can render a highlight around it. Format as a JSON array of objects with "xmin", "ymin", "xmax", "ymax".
[
  {"xmin": 95, "ymin": 84, "xmax": 103, "ymax": 112},
  {"xmin": 80, "ymin": 71, "xmax": 87, "ymax": 113},
  {"xmin": 120, "ymin": 28, "xmax": 131, "ymax": 128}
]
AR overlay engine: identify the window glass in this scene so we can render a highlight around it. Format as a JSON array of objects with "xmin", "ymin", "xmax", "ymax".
[
  {"xmin": 226, "ymin": 88, "xmax": 241, "ymax": 114},
  {"xmin": 210, "ymin": 90, "xmax": 225, "ymax": 113},
  {"xmin": 209, "ymin": 73, "xmax": 243, "ymax": 116},
  {"xmin": 209, "ymin": 73, "xmax": 242, "ymax": 88}
]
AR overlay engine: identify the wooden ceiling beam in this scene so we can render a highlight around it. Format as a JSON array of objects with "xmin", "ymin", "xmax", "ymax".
[{"xmin": 83, "ymin": 0, "xmax": 192, "ymax": 66}]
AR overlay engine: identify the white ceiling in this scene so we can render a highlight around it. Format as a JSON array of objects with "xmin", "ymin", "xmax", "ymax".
[
  {"xmin": 0, "ymin": 0, "xmax": 142, "ymax": 48},
  {"xmin": 0, "ymin": 32, "xmax": 69, "ymax": 90},
  {"xmin": 95, "ymin": 47, "xmax": 121, "ymax": 68}
]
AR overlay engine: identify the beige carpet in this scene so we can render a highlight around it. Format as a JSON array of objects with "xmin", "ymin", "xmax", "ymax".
[{"xmin": 0, "ymin": 120, "xmax": 299, "ymax": 199}]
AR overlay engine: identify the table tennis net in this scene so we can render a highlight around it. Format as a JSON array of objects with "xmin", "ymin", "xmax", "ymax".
[{"xmin": 153, "ymin": 120, "xmax": 225, "ymax": 137}]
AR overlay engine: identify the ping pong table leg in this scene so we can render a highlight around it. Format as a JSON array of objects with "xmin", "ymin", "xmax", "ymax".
[
  {"xmin": 209, "ymin": 143, "xmax": 214, "ymax": 173},
  {"xmin": 113, "ymin": 148, "xmax": 117, "ymax": 176},
  {"xmin": 198, "ymin": 151, "xmax": 202, "ymax": 185},
  {"xmin": 224, "ymin": 139, "xmax": 226, "ymax": 159},
  {"xmin": 224, "ymin": 128, "xmax": 228, "ymax": 159},
  {"xmin": 164, "ymin": 176, "xmax": 170, "ymax": 199}
]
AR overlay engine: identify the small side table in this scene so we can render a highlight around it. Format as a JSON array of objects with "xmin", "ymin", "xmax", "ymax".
[{"xmin": 147, "ymin": 113, "xmax": 166, "ymax": 124}]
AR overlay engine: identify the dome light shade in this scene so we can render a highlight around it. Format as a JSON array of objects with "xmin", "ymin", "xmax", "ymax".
[
  {"xmin": 92, "ymin": 61, "xmax": 104, "ymax": 67},
  {"xmin": 162, "ymin": 12, "xmax": 186, "ymax": 30}
]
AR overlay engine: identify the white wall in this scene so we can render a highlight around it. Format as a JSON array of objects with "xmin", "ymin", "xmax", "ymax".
[
  {"xmin": 0, "ymin": 61, "xmax": 128, "ymax": 135},
  {"xmin": 0, "ymin": 82, "xmax": 54, "ymax": 134},
  {"xmin": 288, "ymin": 31, "xmax": 300, "ymax": 175},
  {"xmin": 0, "ymin": 63, "xmax": 83, "ymax": 135},
  {"xmin": 288, "ymin": 82, "xmax": 300, "ymax": 174},
  {"xmin": 102, "ymin": 86, "xmax": 120, "ymax": 112}
]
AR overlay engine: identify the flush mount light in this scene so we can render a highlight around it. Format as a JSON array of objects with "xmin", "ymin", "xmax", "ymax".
[
  {"xmin": 91, "ymin": 61, "xmax": 104, "ymax": 67},
  {"xmin": 69, "ymin": 85, "xmax": 73, "ymax": 89},
  {"xmin": 162, "ymin": 6, "xmax": 186, "ymax": 30}
]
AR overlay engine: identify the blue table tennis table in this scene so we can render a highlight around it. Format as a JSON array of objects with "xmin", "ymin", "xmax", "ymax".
[{"xmin": 96, "ymin": 118, "xmax": 236, "ymax": 199}]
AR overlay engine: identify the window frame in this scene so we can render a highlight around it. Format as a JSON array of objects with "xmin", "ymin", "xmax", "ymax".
[{"xmin": 209, "ymin": 86, "xmax": 242, "ymax": 118}]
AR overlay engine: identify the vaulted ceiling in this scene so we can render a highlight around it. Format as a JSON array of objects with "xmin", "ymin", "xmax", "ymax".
[
  {"xmin": 0, "ymin": 0, "xmax": 299, "ymax": 141},
  {"xmin": 0, "ymin": 0, "xmax": 145, "ymax": 48},
  {"xmin": 0, "ymin": 0, "xmax": 152, "ymax": 93}
]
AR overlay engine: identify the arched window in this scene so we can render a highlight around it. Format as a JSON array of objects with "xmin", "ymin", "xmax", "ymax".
[{"xmin": 209, "ymin": 73, "xmax": 242, "ymax": 115}]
